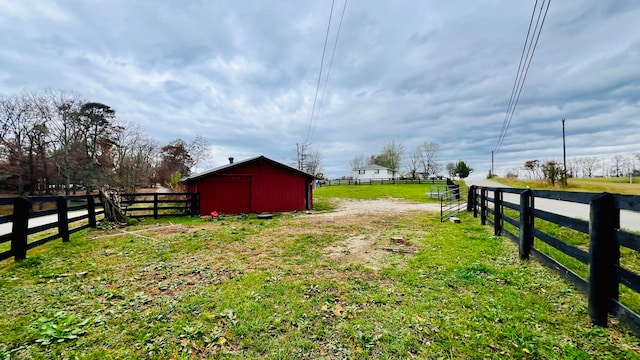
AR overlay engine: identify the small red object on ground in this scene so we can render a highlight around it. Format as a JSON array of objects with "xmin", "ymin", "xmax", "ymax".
[{"xmin": 211, "ymin": 211, "xmax": 219, "ymax": 217}]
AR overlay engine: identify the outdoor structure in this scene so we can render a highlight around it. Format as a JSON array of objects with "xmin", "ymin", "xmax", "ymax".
[
  {"xmin": 181, "ymin": 156, "xmax": 315, "ymax": 214},
  {"xmin": 352, "ymin": 164, "xmax": 397, "ymax": 181}
]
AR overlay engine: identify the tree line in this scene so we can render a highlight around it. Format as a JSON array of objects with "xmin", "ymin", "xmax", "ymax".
[
  {"xmin": 348, "ymin": 140, "xmax": 473, "ymax": 180},
  {"xmin": 509, "ymin": 153, "xmax": 640, "ymax": 182},
  {"xmin": 0, "ymin": 89, "xmax": 207, "ymax": 195}
]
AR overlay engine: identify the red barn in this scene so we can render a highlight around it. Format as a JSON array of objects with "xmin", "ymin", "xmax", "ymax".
[{"xmin": 182, "ymin": 156, "xmax": 315, "ymax": 215}]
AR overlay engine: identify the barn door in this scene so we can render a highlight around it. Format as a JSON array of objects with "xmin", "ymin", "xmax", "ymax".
[{"xmin": 203, "ymin": 175, "xmax": 252, "ymax": 214}]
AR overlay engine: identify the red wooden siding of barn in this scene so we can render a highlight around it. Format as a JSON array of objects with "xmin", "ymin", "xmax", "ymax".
[{"xmin": 185, "ymin": 157, "xmax": 314, "ymax": 215}]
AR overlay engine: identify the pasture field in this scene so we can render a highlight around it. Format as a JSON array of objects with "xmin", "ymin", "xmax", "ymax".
[
  {"xmin": 0, "ymin": 185, "xmax": 638, "ymax": 359},
  {"xmin": 491, "ymin": 176, "xmax": 640, "ymax": 195},
  {"xmin": 314, "ymin": 182, "xmax": 450, "ymax": 202}
]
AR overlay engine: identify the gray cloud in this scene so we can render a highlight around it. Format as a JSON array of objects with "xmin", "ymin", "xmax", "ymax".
[{"xmin": 1, "ymin": 0, "xmax": 638, "ymax": 178}]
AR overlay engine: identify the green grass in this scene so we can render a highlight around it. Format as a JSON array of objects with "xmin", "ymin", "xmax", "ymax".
[
  {"xmin": 314, "ymin": 183, "xmax": 448, "ymax": 202},
  {"xmin": 1, "ymin": 189, "xmax": 639, "ymax": 358},
  {"xmin": 490, "ymin": 177, "xmax": 640, "ymax": 195},
  {"xmin": 498, "ymin": 207, "xmax": 640, "ymax": 316}
]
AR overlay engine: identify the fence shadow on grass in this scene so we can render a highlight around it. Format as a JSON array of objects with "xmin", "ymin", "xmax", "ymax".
[{"xmin": 468, "ymin": 185, "xmax": 640, "ymax": 336}]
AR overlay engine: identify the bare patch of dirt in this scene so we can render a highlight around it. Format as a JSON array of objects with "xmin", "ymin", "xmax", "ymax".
[
  {"xmin": 313, "ymin": 197, "xmax": 440, "ymax": 217},
  {"xmin": 313, "ymin": 198, "xmax": 437, "ymax": 269}
]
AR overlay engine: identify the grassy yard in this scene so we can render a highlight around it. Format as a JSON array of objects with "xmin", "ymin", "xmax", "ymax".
[
  {"xmin": 315, "ymin": 182, "xmax": 450, "ymax": 202},
  {"xmin": 0, "ymin": 185, "xmax": 639, "ymax": 358}
]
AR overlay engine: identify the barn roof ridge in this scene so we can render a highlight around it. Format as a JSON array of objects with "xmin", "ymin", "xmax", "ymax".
[{"xmin": 181, "ymin": 155, "xmax": 315, "ymax": 182}]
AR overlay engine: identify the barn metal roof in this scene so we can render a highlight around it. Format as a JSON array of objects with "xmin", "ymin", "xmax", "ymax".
[{"xmin": 181, "ymin": 155, "xmax": 316, "ymax": 182}]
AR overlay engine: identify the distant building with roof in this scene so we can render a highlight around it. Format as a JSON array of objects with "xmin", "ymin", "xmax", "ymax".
[
  {"xmin": 181, "ymin": 155, "xmax": 315, "ymax": 215},
  {"xmin": 352, "ymin": 164, "xmax": 398, "ymax": 181}
]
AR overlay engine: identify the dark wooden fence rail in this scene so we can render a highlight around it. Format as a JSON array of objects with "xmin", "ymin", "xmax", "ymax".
[
  {"xmin": 0, "ymin": 194, "xmax": 104, "ymax": 262},
  {"xmin": 119, "ymin": 192, "xmax": 199, "ymax": 219},
  {"xmin": 468, "ymin": 185, "xmax": 640, "ymax": 335}
]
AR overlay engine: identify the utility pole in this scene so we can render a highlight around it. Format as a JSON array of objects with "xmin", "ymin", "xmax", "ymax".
[
  {"xmin": 491, "ymin": 151, "xmax": 494, "ymax": 178},
  {"xmin": 562, "ymin": 118, "xmax": 567, "ymax": 185},
  {"xmin": 296, "ymin": 142, "xmax": 308, "ymax": 171}
]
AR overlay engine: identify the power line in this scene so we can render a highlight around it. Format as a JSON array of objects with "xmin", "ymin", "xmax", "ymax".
[
  {"xmin": 308, "ymin": 0, "xmax": 348, "ymax": 143},
  {"xmin": 495, "ymin": 0, "xmax": 549, "ymax": 153},
  {"xmin": 494, "ymin": 0, "xmax": 551, "ymax": 155},
  {"xmin": 496, "ymin": 0, "xmax": 538, "ymax": 153},
  {"xmin": 304, "ymin": 0, "xmax": 335, "ymax": 144}
]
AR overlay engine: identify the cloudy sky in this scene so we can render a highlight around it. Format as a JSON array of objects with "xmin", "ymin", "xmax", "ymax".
[{"xmin": 1, "ymin": 0, "xmax": 639, "ymax": 179}]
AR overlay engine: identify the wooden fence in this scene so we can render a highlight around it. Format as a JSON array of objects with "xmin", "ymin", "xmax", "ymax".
[
  {"xmin": 322, "ymin": 178, "xmax": 448, "ymax": 186},
  {"xmin": 0, "ymin": 194, "xmax": 104, "ymax": 262},
  {"xmin": 1, "ymin": 192, "xmax": 200, "ymax": 262},
  {"xmin": 468, "ymin": 186, "xmax": 640, "ymax": 335},
  {"xmin": 119, "ymin": 192, "xmax": 199, "ymax": 218}
]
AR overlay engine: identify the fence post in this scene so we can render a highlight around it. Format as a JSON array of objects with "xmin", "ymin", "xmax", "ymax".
[
  {"xmin": 473, "ymin": 187, "xmax": 478, "ymax": 218},
  {"xmin": 57, "ymin": 196, "xmax": 70, "ymax": 242},
  {"xmin": 480, "ymin": 188, "xmax": 487, "ymax": 225},
  {"xmin": 87, "ymin": 195, "xmax": 97, "ymax": 228},
  {"xmin": 588, "ymin": 193, "xmax": 620, "ymax": 327},
  {"xmin": 519, "ymin": 189, "xmax": 533, "ymax": 260},
  {"xmin": 190, "ymin": 193, "xmax": 200, "ymax": 215},
  {"xmin": 494, "ymin": 188, "xmax": 503, "ymax": 236},
  {"xmin": 466, "ymin": 185, "xmax": 475, "ymax": 212},
  {"xmin": 11, "ymin": 196, "xmax": 30, "ymax": 261},
  {"xmin": 153, "ymin": 194, "xmax": 159, "ymax": 219}
]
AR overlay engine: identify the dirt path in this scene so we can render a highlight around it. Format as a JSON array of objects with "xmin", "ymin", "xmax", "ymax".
[
  {"xmin": 314, "ymin": 198, "xmax": 441, "ymax": 217},
  {"xmin": 309, "ymin": 198, "xmax": 440, "ymax": 270}
]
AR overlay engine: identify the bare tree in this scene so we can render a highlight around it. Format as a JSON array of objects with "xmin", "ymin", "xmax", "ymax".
[
  {"xmin": 188, "ymin": 135, "xmax": 209, "ymax": 170},
  {"xmin": 112, "ymin": 122, "xmax": 158, "ymax": 192},
  {"xmin": 611, "ymin": 155, "xmax": 625, "ymax": 177},
  {"xmin": 446, "ymin": 162, "xmax": 456, "ymax": 178},
  {"xmin": 572, "ymin": 157, "xmax": 585, "ymax": 178},
  {"xmin": 506, "ymin": 167, "xmax": 519, "ymax": 178},
  {"xmin": 0, "ymin": 93, "xmax": 32, "ymax": 194},
  {"xmin": 418, "ymin": 142, "xmax": 440, "ymax": 178},
  {"xmin": 565, "ymin": 158, "xmax": 578, "ymax": 178},
  {"xmin": 36, "ymin": 89, "xmax": 84, "ymax": 194},
  {"xmin": 379, "ymin": 140, "xmax": 404, "ymax": 176},
  {"xmin": 404, "ymin": 148, "xmax": 422, "ymax": 179},
  {"xmin": 304, "ymin": 149, "xmax": 323, "ymax": 178},
  {"xmin": 622, "ymin": 155, "xmax": 634, "ymax": 178},
  {"xmin": 349, "ymin": 153, "xmax": 367, "ymax": 171},
  {"xmin": 582, "ymin": 156, "xmax": 599, "ymax": 178}
]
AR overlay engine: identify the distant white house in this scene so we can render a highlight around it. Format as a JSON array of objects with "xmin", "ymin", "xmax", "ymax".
[{"xmin": 352, "ymin": 164, "xmax": 397, "ymax": 181}]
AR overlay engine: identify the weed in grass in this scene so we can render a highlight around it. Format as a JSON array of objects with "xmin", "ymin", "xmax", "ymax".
[
  {"xmin": 96, "ymin": 220, "xmax": 120, "ymax": 230},
  {"xmin": 32, "ymin": 311, "xmax": 91, "ymax": 346},
  {"xmin": 14, "ymin": 254, "xmax": 45, "ymax": 269},
  {"xmin": 453, "ymin": 261, "xmax": 493, "ymax": 284}
]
